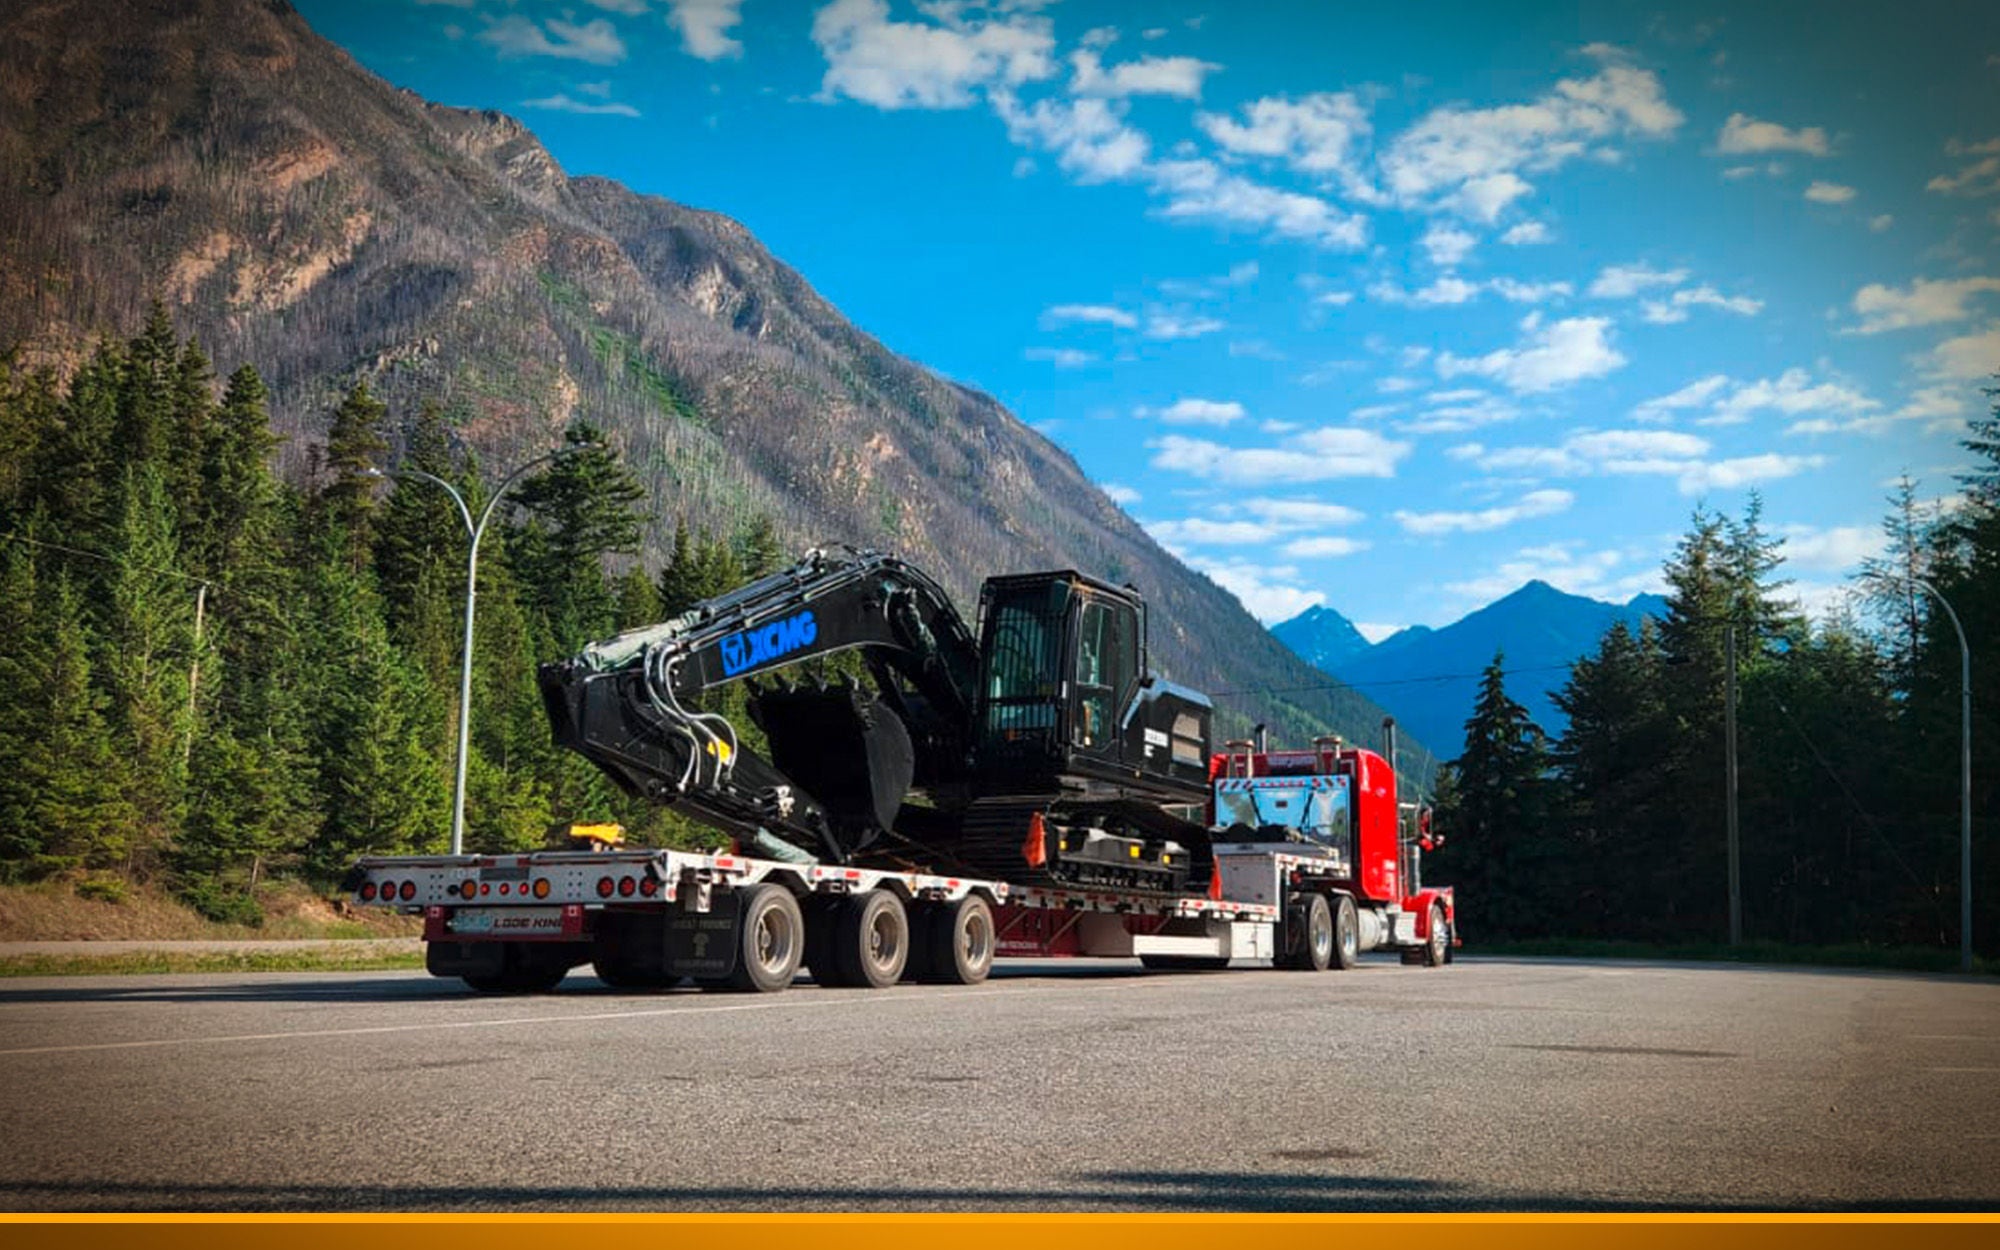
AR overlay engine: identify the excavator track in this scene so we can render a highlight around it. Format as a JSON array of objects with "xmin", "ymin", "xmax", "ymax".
[{"xmin": 936, "ymin": 795, "xmax": 1205, "ymax": 896}]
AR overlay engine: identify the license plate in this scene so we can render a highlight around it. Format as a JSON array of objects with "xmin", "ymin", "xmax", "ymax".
[{"xmin": 450, "ymin": 907, "xmax": 566, "ymax": 936}]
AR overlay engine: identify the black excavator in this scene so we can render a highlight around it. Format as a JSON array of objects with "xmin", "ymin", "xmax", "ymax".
[{"xmin": 537, "ymin": 547, "xmax": 1215, "ymax": 892}]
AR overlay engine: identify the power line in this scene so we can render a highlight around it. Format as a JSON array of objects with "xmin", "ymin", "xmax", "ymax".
[
  {"xmin": 0, "ymin": 530, "xmax": 211, "ymax": 587},
  {"xmin": 1209, "ymin": 661, "xmax": 1578, "ymax": 699}
]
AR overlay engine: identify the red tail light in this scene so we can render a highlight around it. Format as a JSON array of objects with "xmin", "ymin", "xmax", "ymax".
[
  {"xmin": 596, "ymin": 876, "xmax": 615, "ymax": 898},
  {"xmin": 639, "ymin": 877, "xmax": 658, "ymax": 897},
  {"xmin": 377, "ymin": 881, "xmax": 395, "ymax": 901},
  {"xmin": 399, "ymin": 881, "xmax": 416, "ymax": 901},
  {"xmin": 617, "ymin": 876, "xmax": 636, "ymax": 897},
  {"xmin": 360, "ymin": 882, "xmax": 378, "ymax": 901}
]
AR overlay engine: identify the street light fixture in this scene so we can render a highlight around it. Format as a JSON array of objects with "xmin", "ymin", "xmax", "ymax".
[{"xmin": 367, "ymin": 441, "xmax": 586, "ymax": 857}]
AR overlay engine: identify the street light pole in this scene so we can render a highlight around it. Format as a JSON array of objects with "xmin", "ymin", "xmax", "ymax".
[
  {"xmin": 369, "ymin": 444, "xmax": 579, "ymax": 856},
  {"xmin": 1908, "ymin": 578, "xmax": 1974, "ymax": 973},
  {"xmin": 1726, "ymin": 624, "xmax": 1742, "ymax": 947}
]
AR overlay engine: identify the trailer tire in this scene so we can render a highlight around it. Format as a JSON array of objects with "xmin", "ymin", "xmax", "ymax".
[
  {"xmin": 1422, "ymin": 903, "xmax": 1448, "ymax": 968},
  {"xmin": 728, "ymin": 884, "xmax": 804, "ymax": 993},
  {"xmin": 834, "ymin": 889, "xmax": 909, "ymax": 989},
  {"xmin": 1139, "ymin": 955, "xmax": 1232, "ymax": 971},
  {"xmin": 921, "ymin": 894, "xmax": 995, "ymax": 985},
  {"xmin": 1331, "ymin": 895, "xmax": 1360, "ymax": 970},
  {"xmin": 1285, "ymin": 892, "xmax": 1334, "ymax": 972}
]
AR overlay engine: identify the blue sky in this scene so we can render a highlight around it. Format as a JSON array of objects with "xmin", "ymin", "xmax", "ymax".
[{"xmin": 300, "ymin": 0, "xmax": 2000, "ymax": 636}]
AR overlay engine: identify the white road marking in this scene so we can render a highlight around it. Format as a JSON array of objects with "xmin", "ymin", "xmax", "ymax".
[
  {"xmin": 0, "ymin": 980, "xmax": 1155, "ymax": 1058},
  {"xmin": 1925, "ymin": 1067, "xmax": 2000, "ymax": 1073},
  {"xmin": 1906, "ymin": 1034, "xmax": 1996, "ymax": 1041}
]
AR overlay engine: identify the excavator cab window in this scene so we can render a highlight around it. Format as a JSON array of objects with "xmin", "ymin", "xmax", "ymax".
[
  {"xmin": 1072, "ymin": 596, "xmax": 1135, "ymax": 754},
  {"xmin": 980, "ymin": 579, "xmax": 1072, "ymax": 747}
]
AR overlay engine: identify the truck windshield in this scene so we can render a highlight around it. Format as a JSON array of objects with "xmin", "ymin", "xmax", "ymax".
[{"xmin": 1216, "ymin": 786, "xmax": 1306, "ymax": 831}]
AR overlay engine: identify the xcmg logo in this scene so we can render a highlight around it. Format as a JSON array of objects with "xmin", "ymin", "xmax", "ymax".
[{"xmin": 718, "ymin": 610, "xmax": 819, "ymax": 677}]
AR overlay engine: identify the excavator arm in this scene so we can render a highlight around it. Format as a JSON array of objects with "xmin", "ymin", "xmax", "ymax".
[{"xmin": 538, "ymin": 547, "xmax": 982, "ymax": 863}]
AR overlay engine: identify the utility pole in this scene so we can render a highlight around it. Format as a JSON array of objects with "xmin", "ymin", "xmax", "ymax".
[{"xmin": 1725, "ymin": 624, "xmax": 1741, "ymax": 947}]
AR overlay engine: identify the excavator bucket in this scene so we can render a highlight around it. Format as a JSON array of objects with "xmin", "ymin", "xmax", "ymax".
[{"xmin": 749, "ymin": 683, "xmax": 914, "ymax": 855}]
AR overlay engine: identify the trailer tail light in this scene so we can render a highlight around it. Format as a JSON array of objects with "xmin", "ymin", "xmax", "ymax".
[
  {"xmin": 480, "ymin": 883, "xmax": 491, "ymax": 896},
  {"xmin": 533, "ymin": 879, "xmax": 551, "ymax": 899},
  {"xmin": 359, "ymin": 882, "xmax": 378, "ymax": 902},
  {"xmin": 596, "ymin": 876, "xmax": 615, "ymax": 898},
  {"xmin": 399, "ymin": 881, "xmax": 417, "ymax": 902},
  {"xmin": 639, "ymin": 877, "xmax": 659, "ymax": 897},
  {"xmin": 498, "ymin": 883, "xmax": 510, "ymax": 895},
  {"xmin": 460, "ymin": 881, "xmax": 478, "ymax": 898},
  {"xmin": 618, "ymin": 876, "xmax": 636, "ymax": 897},
  {"xmin": 376, "ymin": 880, "xmax": 395, "ymax": 901}
]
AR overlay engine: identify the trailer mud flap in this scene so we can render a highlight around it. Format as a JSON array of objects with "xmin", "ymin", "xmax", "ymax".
[
  {"xmin": 666, "ymin": 891, "xmax": 742, "ymax": 978},
  {"xmin": 425, "ymin": 940, "xmax": 508, "ymax": 980}
]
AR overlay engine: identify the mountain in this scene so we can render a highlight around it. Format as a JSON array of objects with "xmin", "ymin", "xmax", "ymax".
[
  {"xmin": 0, "ymin": 0, "xmax": 1417, "ymax": 757},
  {"xmin": 1269, "ymin": 604, "xmax": 1373, "ymax": 672},
  {"xmin": 1277, "ymin": 581, "xmax": 1668, "ymax": 758}
]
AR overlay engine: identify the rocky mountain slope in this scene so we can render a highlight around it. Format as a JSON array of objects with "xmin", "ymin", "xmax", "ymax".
[{"xmin": 0, "ymin": 0, "xmax": 1414, "ymax": 754}]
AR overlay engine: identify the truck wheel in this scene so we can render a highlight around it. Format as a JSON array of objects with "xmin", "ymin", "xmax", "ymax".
[
  {"xmin": 1331, "ymin": 895, "xmax": 1360, "ymax": 971},
  {"xmin": 803, "ymin": 896, "xmax": 848, "ymax": 987},
  {"xmin": 834, "ymin": 889, "xmax": 909, "ymax": 989},
  {"xmin": 728, "ymin": 884, "xmax": 804, "ymax": 993},
  {"xmin": 1139, "ymin": 955, "xmax": 1232, "ymax": 971},
  {"xmin": 1292, "ymin": 893, "xmax": 1333, "ymax": 972},
  {"xmin": 922, "ymin": 894, "xmax": 995, "ymax": 985},
  {"xmin": 1422, "ymin": 903, "xmax": 1449, "ymax": 968}
]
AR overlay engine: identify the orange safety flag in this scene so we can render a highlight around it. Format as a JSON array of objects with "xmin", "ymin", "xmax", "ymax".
[{"xmin": 1022, "ymin": 811, "xmax": 1048, "ymax": 868}]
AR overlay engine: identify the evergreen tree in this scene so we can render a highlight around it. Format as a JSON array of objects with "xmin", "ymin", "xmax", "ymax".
[
  {"xmin": 115, "ymin": 302, "xmax": 178, "ymax": 469},
  {"xmin": 615, "ymin": 563, "xmax": 662, "ymax": 630},
  {"xmin": 656, "ymin": 517, "xmax": 699, "ymax": 614},
  {"xmin": 1433, "ymin": 652, "xmax": 1557, "ymax": 938},
  {"xmin": 32, "ymin": 338, "xmax": 123, "ymax": 541},
  {"xmin": 736, "ymin": 513, "xmax": 786, "ymax": 580},
  {"xmin": 197, "ymin": 364, "xmax": 281, "ymax": 579},
  {"xmin": 509, "ymin": 423, "xmax": 645, "ymax": 647},
  {"xmin": 320, "ymin": 381, "xmax": 389, "ymax": 563}
]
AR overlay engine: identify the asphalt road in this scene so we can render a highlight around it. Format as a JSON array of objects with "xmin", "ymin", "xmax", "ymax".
[{"xmin": 0, "ymin": 955, "xmax": 1995, "ymax": 1212}]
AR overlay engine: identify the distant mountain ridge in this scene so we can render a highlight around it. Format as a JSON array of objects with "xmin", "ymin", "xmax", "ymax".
[
  {"xmin": 0, "ymin": 0, "xmax": 1418, "ymax": 756},
  {"xmin": 1269, "ymin": 604, "xmax": 1373, "ymax": 671},
  {"xmin": 1274, "ymin": 581, "xmax": 1669, "ymax": 756}
]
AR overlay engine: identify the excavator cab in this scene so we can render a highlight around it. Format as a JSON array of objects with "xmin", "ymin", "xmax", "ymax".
[{"xmin": 972, "ymin": 573, "xmax": 1210, "ymax": 793}]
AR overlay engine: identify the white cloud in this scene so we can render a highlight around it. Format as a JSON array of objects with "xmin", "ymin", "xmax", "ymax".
[
  {"xmin": 1315, "ymin": 290, "xmax": 1355, "ymax": 307},
  {"xmin": 1588, "ymin": 263, "xmax": 1687, "ymax": 299},
  {"xmin": 1371, "ymin": 275, "xmax": 1570, "ymax": 308},
  {"xmin": 994, "ymin": 95, "xmax": 1151, "ymax": 182},
  {"xmin": 1641, "ymin": 284, "xmax": 1763, "ymax": 323},
  {"xmin": 1420, "ymin": 224, "xmax": 1477, "ymax": 266},
  {"xmin": 1354, "ymin": 622, "xmax": 1403, "ymax": 643},
  {"xmin": 1676, "ymin": 454, "xmax": 1826, "ymax": 494},
  {"xmin": 1147, "ymin": 517, "xmax": 1275, "ymax": 545},
  {"xmin": 1143, "ymin": 398, "xmax": 1248, "ymax": 425},
  {"xmin": 1500, "ymin": 220, "xmax": 1553, "ymax": 245},
  {"xmin": 1042, "ymin": 302, "xmax": 1137, "ymax": 329},
  {"xmin": 1196, "ymin": 92, "xmax": 1376, "ymax": 195},
  {"xmin": 1398, "ymin": 391, "xmax": 1520, "ymax": 434},
  {"xmin": 1928, "ymin": 138, "xmax": 2000, "ymax": 197},
  {"xmin": 1148, "ymin": 157, "xmax": 1369, "ymax": 247},
  {"xmin": 1394, "ymin": 488, "xmax": 1574, "ymax": 534},
  {"xmin": 1380, "ymin": 61, "xmax": 1682, "ymax": 221},
  {"xmin": 1023, "ymin": 346, "xmax": 1095, "ymax": 367},
  {"xmin": 583, "ymin": 0, "xmax": 648, "ymax": 14},
  {"xmin": 1071, "ymin": 50, "xmax": 1219, "ymax": 99},
  {"xmin": 1100, "ymin": 482, "xmax": 1140, "ymax": 505},
  {"xmin": 1150, "ymin": 427, "xmax": 1411, "ymax": 484},
  {"xmin": 480, "ymin": 15, "xmax": 628, "ymax": 64},
  {"xmin": 1870, "ymin": 214, "xmax": 1894, "ymax": 232},
  {"xmin": 1779, "ymin": 524, "xmax": 1888, "ymax": 573},
  {"xmin": 1921, "ymin": 322, "xmax": 2000, "ymax": 381},
  {"xmin": 1720, "ymin": 161, "xmax": 1786, "ymax": 180},
  {"xmin": 1702, "ymin": 368, "xmax": 1879, "ymax": 429},
  {"xmin": 1282, "ymin": 536, "xmax": 1371, "ymax": 558},
  {"xmin": 1436, "ymin": 314, "xmax": 1626, "ymax": 392},
  {"xmin": 666, "ymin": 0, "xmax": 745, "ymax": 60},
  {"xmin": 1188, "ymin": 558, "xmax": 1324, "ymax": 624},
  {"xmin": 1488, "ymin": 277, "xmax": 1572, "ymax": 303},
  {"xmin": 1240, "ymin": 498, "xmax": 1366, "ymax": 527},
  {"xmin": 1848, "ymin": 277, "xmax": 2000, "ymax": 334},
  {"xmin": 1804, "ymin": 180, "xmax": 1857, "ymax": 204},
  {"xmin": 812, "ymin": 0, "xmax": 1056, "ymax": 110},
  {"xmin": 1632, "ymin": 374, "xmax": 1730, "ymax": 421},
  {"xmin": 521, "ymin": 93, "xmax": 640, "ymax": 116},
  {"xmin": 1143, "ymin": 310, "xmax": 1226, "ymax": 339},
  {"xmin": 1439, "ymin": 541, "xmax": 1651, "ymax": 605},
  {"xmin": 1715, "ymin": 112, "xmax": 1831, "ymax": 157}
]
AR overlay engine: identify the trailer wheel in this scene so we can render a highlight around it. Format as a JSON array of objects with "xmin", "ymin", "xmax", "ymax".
[
  {"xmin": 1291, "ymin": 893, "xmax": 1334, "ymax": 972},
  {"xmin": 921, "ymin": 894, "xmax": 995, "ymax": 985},
  {"xmin": 1421, "ymin": 903, "xmax": 1448, "ymax": 968},
  {"xmin": 834, "ymin": 889, "xmax": 909, "ymax": 989},
  {"xmin": 1331, "ymin": 895, "xmax": 1360, "ymax": 971},
  {"xmin": 728, "ymin": 884, "xmax": 804, "ymax": 993}
]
